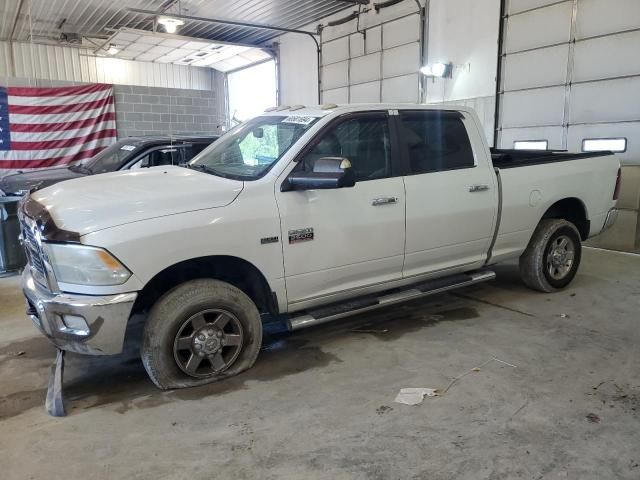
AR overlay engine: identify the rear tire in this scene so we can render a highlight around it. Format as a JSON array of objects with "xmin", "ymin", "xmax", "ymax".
[
  {"xmin": 141, "ymin": 279, "xmax": 262, "ymax": 389},
  {"xmin": 519, "ymin": 219, "xmax": 582, "ymax": 293}
]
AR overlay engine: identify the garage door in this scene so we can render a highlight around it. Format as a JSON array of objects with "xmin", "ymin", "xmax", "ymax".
[
  {"xmin": 495, "ymin": 0, "xmax": 640, "ymax": 165},
  {"xmin": 320, "ymin": 12, "xmax": 422, "ymax": 104}
]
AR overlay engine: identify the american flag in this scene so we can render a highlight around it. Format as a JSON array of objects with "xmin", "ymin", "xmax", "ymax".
[{"xmin": 0, "ymin": 83, "xmax": 117, "ymax": 177}]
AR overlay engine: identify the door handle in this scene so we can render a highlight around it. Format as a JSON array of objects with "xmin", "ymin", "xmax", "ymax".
[
  {"xmin": 469, "ymin": 184, "xmax": 490, "ymax": 193},
  {"xmin": 371, "ymin": 196, "xmax": 398, "ymax": 206}
]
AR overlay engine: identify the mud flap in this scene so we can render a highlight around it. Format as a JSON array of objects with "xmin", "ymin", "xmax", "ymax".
[{"xmin": 45, "ymin": 349, "xmax": 66, "ymax": 417}]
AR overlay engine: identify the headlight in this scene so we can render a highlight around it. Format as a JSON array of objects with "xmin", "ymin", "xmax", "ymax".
[{"xmin": 44, "ymin": 243, "xmax": 131, "ymax": 286}]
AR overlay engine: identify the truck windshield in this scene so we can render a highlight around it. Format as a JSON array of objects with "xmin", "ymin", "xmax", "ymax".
[
  {"xmin": 189, "ymin": 115, "xmax": 321, "ymax": 180},
  {"xmin": 77, "ymin": 139, "xmax": 144, "ymax": 174}
]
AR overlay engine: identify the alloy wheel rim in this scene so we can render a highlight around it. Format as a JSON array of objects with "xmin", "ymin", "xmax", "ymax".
[
  {"xmin": 173, "ymin": 308, "xmax": 244, "ymax": 378},
  {"xmin": 546, "ymin": 235, "xmax": 575, "ymax": 280}
]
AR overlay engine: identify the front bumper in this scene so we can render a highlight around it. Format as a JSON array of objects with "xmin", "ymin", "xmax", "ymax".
[
  {"xmin": 601, "ymin": 208, "xmax": 619, "ymax": 233},
  {"xmin": 22, "ymin": 269, "xmax": 138, "ymax": 355}
]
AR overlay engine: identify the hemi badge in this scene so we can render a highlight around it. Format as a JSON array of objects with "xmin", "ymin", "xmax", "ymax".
[{"xmin": 261, "ymin": 236, "xmax": 279, "ymax": 245}]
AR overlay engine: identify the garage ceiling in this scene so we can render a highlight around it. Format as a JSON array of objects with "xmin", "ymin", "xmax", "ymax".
[
  {"xmin": 0, "ymin": 0, "xmax": 354, "ymax": 46},
  {"xmin": 104, "ymin": 28, "xmax": 272, "ymax": 71}
]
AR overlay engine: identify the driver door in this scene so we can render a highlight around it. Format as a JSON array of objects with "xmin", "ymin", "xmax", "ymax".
[{"xmin": 276, "ymin": 111, "xmax": 406, "ymax": 309}]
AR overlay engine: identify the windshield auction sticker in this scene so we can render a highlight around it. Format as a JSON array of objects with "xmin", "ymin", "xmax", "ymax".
[
  {"xmin": 120, "ymin": 145, "xmax": 136, "ymax": 151},
  {"xmin": 282, "ymin": 115, "xmax": 316, "ymax": 125}
]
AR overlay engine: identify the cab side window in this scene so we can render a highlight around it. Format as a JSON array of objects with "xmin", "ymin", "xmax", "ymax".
[
  {"xmin": 127, "ymin": 146, "xmax": 185, "ymax": 169},
  {"xmin": 400, "ymin": 111, "xmax": 475, "ymax": 174},
  {"xmin": 298, "ymin": 114, "xmax": 392, "ymax": 182}
]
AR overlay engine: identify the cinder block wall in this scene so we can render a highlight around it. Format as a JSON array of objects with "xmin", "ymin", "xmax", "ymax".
[
  {"xmin": 113, "ymin": 85, "xmax": 226, "ymax": 138},
  {"xmin": 1, "ymin": 77, "xmax": 227, "ymax": 139}
]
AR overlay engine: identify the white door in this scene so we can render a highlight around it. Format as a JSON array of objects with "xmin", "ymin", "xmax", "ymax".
[
  {"xmin": 276, "ymin": 112, "xmax": 405, "ymax": 308},
  {"xmin": 399, "ymin": 110, "xmax": 497, "ymax": 278}
]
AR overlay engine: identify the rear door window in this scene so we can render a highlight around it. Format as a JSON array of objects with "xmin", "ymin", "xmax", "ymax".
[{"xmin": 399, "ymin": 111, "xmax": 475, "ymax": 174}]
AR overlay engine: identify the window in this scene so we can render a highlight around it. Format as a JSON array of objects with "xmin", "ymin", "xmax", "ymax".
[
  {"xmin": 127, "ymin": 146, "xmax": 185, "ymax": 170},
  {"xmin": 399, "ymin": 111, "xmax": 474, "ymax": 174},
  {"xmin": 228, "ymin": 60, "xmax": 277, "ymax": 124},
  {"xmin": 582, "ymin": 138, "xmax": 627, "ymax": 153},
  {"xmin": 514, "ymin": 140, "xmax": 548, "ymax": 150},
  {"xmin": 82, "ymin": 138, "xmax": 145, "ymax": 173},
  {"xmin": 298, "ymin": 114, "xmax": 391, "ymax": 182},
  {"xmin": 190, "ymin": 115, "xmax": 320, "ymax": 180}
]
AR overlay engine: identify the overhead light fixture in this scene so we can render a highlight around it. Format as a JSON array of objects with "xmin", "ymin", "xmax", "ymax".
[
  {"xmin": 420, "ymin": 62, "xmax": 453, "ymax": 78},
  {"xmin": 158, "ymin": 17, "xmax": 185, "ymax": 34},
  {"xmin": 107, "ymin": 44, "xmax": 119, "ymax": 55}
]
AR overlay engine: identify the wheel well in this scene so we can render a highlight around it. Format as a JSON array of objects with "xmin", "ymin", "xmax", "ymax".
[
  {"xmin": 132, "ymin": 256, "xmax": 278, "ymax": 316},
  {"xmin": 541, "ymin": 198, "xmax": 589, "ymax": 240}
]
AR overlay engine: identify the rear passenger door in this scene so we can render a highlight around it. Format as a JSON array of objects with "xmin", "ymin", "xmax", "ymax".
[{"xmin": 398, "ymin": 110, "xmax": 497, "ymax": 278}]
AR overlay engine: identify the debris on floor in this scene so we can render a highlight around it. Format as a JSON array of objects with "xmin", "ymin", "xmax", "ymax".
[
  {"xmin": 376, "ymin": 405, "xmax": 393, "ymax": 415},
  {"xmin": 443, "ymin": 356, "xmax": 518, "ymax": 394},
  {"xmin": 586, "ymin": 413, "xmax": 601, "ymax": 423},
  {"xmin": 351, "ymin": 328, "xmax": 389, "ymax": 334},
  {"xmin": 394, "ymin": 388, "xmax": 439, "ymax": 406}
]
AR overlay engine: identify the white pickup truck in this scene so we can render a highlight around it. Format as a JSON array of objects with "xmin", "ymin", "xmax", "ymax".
[{"xmin": 19, "ymin": 104, "xmax": 620, "ymax": 395}]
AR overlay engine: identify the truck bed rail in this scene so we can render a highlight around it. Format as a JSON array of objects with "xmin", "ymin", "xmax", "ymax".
[{"xmin": 490, "ymin": 149, "xmax": 614, "ymax": 169}]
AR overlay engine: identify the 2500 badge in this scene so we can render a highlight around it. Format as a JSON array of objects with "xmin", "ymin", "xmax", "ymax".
[{"xmin": 288, "ymin": 227, "xmax": 314, "ymax": 244}]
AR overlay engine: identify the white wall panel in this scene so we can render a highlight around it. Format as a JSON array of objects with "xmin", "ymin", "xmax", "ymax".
[
  {"xmin": 501, "ymin": 86, "xmax": 566, "ymax": 127},
  {"xmin": 322, "ymin": 60, "xmax": 349, "ymax": 90},
  {"xmin": 350, "ymin": 81, "xmax": 380, "ymax": 103},
  {"xmin": 505, "ymin": 1, "xmax": 573, "ymax": 53},
  {"xmin": 350, "ymin": 53, "xmax": 381, "ymax": 85},
  {"xmin": 382, "ymin": 74, "xmax": 419, "ymax": 103},
  {"xmin": 576, "ymin": 0, "xmax": 640, "ymax": 39},
  {"xmin": 365, "ymin": 26, "xmax": 382, "ymax": 54},
  {"xmin": 0, "ymin": 41, "xmax": 213, "ymax": 90},
  {"xmin": 323, "ymin": 87, "xmax": 349, "ymax": 104},
  {"xmin": 382, "ymin": 42, "xmax": 420, "ymax": 78},
  {"xmin": 501, "ymin": 126, "xmax": 565, "ymax": 149},
  {"xmin": 349, "ymin": 34, "xmax": 364, "ymax": 58},
  {"xmin": 570, "ymin": 77, "xmax": 640, "ymax": 124},
  {"xmin": 503, "ymin": 44, "xmax": 569, "ymax": 91},
  {"xmin": 508, "ymin": 0, "xmax": 570, "ymax": 15},
  {"xmin": 573, "ymin": 31, "xmax": 640, "ymax": 82},
  {"xmin": 382, "ymin": 15, "xmax": 420, "ymax": 49},
  {"xmin": 322, "ymin": 37, "xmax": 350, "ymax": 65},
  {"xmin": 568, "ymin": 122, "xmax": 640, "ymax": 165}
]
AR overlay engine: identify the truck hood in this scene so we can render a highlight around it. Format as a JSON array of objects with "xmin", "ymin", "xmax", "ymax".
[
  {"xmin": 0, "ymin": 167, "xmax": 86, "ymax": 195},
  {"xmin": 31, "ymin": 166, "xmax": 244, "ymax": 236}
]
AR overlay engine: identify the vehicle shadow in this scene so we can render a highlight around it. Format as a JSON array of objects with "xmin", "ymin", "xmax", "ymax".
[{"xmin": 1, "ymin": 261, "xmax": 597, "ymax": 418}]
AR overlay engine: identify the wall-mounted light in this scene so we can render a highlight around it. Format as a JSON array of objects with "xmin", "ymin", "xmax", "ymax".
[
  {"xmin": 107, "ymin": 44, "xmax": 119, "ymax": 55},
  {"xmin": 419, "ymin": 62, "xmax": 453, "ymax": 78},
  {"xmin": 158, "ymin": 17, "xmax": 185, "ymax": 34}
]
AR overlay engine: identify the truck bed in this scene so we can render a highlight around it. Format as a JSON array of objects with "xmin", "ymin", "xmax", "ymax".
[{"xmin": 490, "ymin": 149, "xmax": 614, "ymax": 169}]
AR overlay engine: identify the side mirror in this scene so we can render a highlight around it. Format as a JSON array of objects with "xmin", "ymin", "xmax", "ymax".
[{"xmin": 284, "ymin": 157, "xmax": 356, "ymax": 191}]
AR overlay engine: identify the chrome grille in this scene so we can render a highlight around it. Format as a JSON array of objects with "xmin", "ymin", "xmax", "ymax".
[{"xmin": 20, "ymin": 216, "xmax": 48, "ymax": 288}]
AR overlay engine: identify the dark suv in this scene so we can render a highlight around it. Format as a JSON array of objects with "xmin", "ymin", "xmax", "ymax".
[{"xmin": 0, "ymin": 135, "xmax": 218, "ymax": 196}]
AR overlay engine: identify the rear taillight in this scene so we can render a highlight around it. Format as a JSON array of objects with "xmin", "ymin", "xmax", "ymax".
[{"xmin": 613, "ymin": 167, "xmax": 622, "ymax": 201}]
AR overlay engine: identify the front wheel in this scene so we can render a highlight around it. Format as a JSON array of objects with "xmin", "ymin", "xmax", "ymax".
[
  {"xmin": 519, "ymin": 219, "xmax": 582, "ymax": 293},
  {"xmin": 141, "ymin": 279, "xmax": 262, "ymax": 389}
]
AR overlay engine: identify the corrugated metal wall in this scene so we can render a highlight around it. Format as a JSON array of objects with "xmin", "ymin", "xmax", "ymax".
[{"xmin": 0, "ymin": 41, "xmax": 214, "ymax": 90}]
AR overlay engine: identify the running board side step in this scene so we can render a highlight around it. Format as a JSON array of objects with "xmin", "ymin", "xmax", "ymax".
[{"xmin": 287, "ymin": 270, "xmax": 496, "ymax": 331}]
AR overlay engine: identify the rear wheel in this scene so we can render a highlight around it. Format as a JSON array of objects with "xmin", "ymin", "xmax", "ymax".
[
  {"xmin": 141, "ymin": 279, "xmax": 262, "ymax": 389},
  {"xmin": 519, "ymin": 219, "xmax": 582, "ymax": 293}
]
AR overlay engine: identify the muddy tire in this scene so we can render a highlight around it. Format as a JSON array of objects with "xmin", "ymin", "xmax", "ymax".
[
  {"xmin": 519, "ymin": 219, "xmax": 582, "ymax": 293},
  {"xmin": 141, "ymin": 279, "xmax": 262, "ymax": 390}
]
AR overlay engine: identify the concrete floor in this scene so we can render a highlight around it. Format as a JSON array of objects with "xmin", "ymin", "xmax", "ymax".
[{"xmin": 1, "ymin": 248, "xmax": 639, "ymax": 480}]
